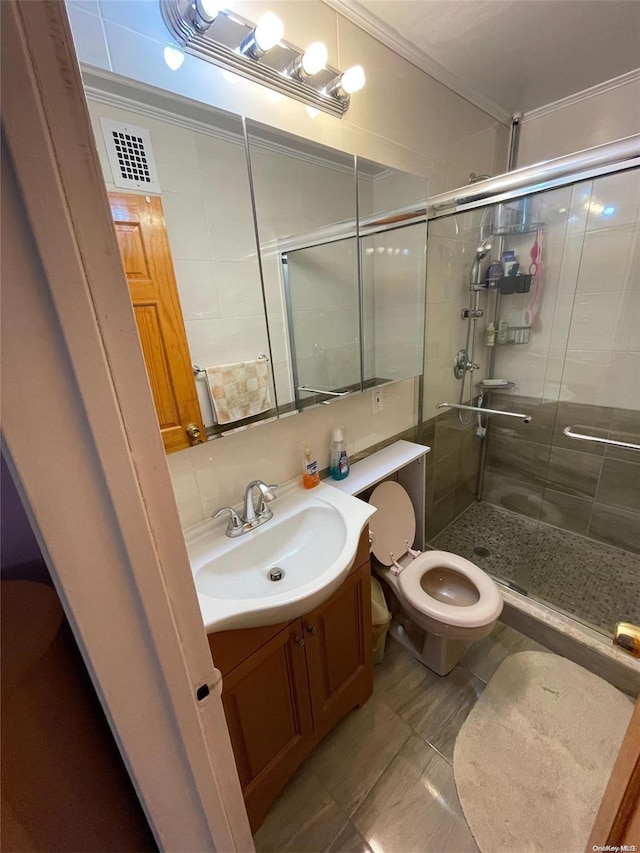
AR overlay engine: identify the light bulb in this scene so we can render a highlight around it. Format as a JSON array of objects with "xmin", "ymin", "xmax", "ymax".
[
  {"xmin": 254, "ymin": 12, "xmax": 284, "ymax": 52},
  {"xmin": 190, "ymin": 0, "xmax": 223, "ymax": 30},
  {"xmin": 198, "ymin": 0, "xmax": 222, "ymax": 19},
  {"xmin": 301, "ymin": 41, "xmax": 327, "ymax": 76},
  {"xmin": 341, "ymin": 65, "xmax": 365, "ymax": 94},
  {"xmin": 163, "ymin": 46, "xmax": 185, "ymax": 70}
]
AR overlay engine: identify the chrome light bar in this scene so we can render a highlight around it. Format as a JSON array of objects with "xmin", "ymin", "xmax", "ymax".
[{"xmin": 160, "ymin": 0, "xmax": 358, "ymax": 117}]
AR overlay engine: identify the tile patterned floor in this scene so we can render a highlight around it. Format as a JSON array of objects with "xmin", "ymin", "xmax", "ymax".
[
  {"xmin": 253, "ymin": 623, "xmax": 550, "ymax": 853},
  {"xmin": 430, "ymin": 502, "xmax": 640, "ymax": 635}
]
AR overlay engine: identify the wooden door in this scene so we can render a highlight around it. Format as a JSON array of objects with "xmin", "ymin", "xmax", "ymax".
[
  {"xmin": 588, "ymin": 696, "xmax": 640, "ymax": 850},
  {"xmin": 304, "ymin": 562, "xmax": 373, "ymax": 741},
  {"xmin": 108, "ymin": 193, "xmax": 204, "ymax": 454},
  {"xmin": 221, "ymin": 619, "xmax": 314, "ymax": 831}
]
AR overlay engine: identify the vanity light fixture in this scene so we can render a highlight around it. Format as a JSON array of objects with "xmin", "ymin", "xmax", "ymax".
[
  {"xmin": 160, "ymin": 0, "xmax": 365, "ymax": 116},
  {"xmin": 188, "ymin": 0, "xmax": 223, "ymax": 32},
  {"xmin": 239, "ymin": 12, "xmax": 284, "ymax": 59}
]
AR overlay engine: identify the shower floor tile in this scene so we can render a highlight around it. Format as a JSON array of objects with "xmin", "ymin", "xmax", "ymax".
[{"xmin": 430, "ymin": 502, "xmax": 640, "ymax": 635}]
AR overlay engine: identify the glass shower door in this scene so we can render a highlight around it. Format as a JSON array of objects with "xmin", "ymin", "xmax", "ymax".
[{"xmin": 522, "ymin": 167, "xmax": 640, "ymax": 636}]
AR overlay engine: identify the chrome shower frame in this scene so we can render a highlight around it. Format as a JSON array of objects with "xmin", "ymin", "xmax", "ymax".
[{"xmin": 424, "ymin": 131, "xmax": 640, "ymax": 492}]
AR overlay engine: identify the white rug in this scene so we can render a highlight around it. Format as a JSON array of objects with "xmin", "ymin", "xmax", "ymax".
[{"xmin": 453, "ymin": 651, "xmax": 633, "ymax": 853}]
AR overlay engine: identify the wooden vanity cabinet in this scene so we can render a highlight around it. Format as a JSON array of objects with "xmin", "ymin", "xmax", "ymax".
[{"xmin": 208, "ymin": 528, "xmax": 373, "ymax": 831}]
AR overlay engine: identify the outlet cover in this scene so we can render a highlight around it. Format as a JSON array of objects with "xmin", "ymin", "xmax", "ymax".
[{"xmin": 372, "ymin": 387, "xmax": 384, "ymax": 414}]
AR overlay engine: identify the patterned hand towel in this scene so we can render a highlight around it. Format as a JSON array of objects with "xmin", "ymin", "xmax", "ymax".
[{"xmin": 206, "ymin": 359, "xmax": 271, "ymax": 424}]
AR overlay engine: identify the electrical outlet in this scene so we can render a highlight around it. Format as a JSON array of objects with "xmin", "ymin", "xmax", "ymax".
[{"xmin": 372, "ymin": 387, "xmax": 384, "ymax": 414}]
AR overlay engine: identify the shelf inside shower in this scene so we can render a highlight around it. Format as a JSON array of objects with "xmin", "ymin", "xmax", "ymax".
[
  {"xmin": 477, "ymin": 379, "xmax": 516, "ymax": 390},
  {"xmin": 491, "ymin": 221, "xmax": 544, "ymax": 236},
  {"xmin": 495, "ymin": 325, "xmax": 531, "ymax": 345}
]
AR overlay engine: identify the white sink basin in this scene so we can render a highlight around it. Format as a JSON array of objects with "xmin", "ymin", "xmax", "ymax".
[{"xmin": 186, "ymin": 480, "xmax": 376, "ymax": 632}]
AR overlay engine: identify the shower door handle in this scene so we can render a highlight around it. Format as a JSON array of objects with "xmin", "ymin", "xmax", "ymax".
[{"xmin": 563, "ymin": 426, "xmax": 640, "ymax": 452}]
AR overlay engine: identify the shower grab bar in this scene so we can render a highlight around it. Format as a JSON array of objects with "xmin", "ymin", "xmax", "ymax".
[
  {"xmin": 563, "ymin": 426, "xmax": 640, "ymax": 452},
  {"xmin": 437, "ymin": 402, "xmax": 532, "ymax": 423},
  {"xmin": 297, "ymin": 385, "xmax": 351, "ymax": 397}
]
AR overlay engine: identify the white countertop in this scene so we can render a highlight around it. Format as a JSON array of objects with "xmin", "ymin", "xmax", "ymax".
[{"xmin": 327, "ymin": 440, "xmax": 431, "ymax": 496}]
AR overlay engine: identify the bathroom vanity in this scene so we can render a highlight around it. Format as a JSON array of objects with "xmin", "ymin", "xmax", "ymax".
[{"xmin": 207, "ymin": 528, "xmax": 372, "ymax": 831}]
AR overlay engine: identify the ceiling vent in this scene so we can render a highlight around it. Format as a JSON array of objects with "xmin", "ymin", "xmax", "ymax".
[{"xmin": 100, "ymin": 118, "xmax": 161, "ymax": 193}]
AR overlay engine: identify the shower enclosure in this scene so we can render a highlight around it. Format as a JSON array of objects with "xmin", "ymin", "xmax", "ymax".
[{"xmin": 422, "ymin": 158, "xmax": 640, "ymax": 640}]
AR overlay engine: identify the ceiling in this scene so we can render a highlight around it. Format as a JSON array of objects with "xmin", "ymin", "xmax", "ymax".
[{"xmin": 327, "ymin": 0, "xmax": 640, "ymax": 122}]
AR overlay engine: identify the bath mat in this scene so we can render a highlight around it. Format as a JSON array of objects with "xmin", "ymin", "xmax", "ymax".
[{"xmin": 453, "ymin": 651, "xmax": 633, "ymax": 853}]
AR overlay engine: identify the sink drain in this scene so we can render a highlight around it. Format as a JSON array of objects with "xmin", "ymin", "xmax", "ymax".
[
  {"xmin": 267, "ymin": 567, "xmax": 284, "ymax": 582},
  {"xmin": 473, "ymin": 546, "xmax": 491, "ymax": 558}
]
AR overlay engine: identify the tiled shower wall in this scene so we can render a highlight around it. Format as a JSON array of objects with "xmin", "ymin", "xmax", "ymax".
[
  {"xmin": 422, "ymin": 408, "xmax": 481, "ymax": 541},
  {"xmin": 484, "ymin": 393, "xmax": 640, "ymax": 555}
]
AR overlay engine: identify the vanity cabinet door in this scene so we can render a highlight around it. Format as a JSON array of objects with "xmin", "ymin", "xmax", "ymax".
[
  {"xmin": 220, "ymin": 618, "xmax": 313, "ymax": 831},
  {"xmin": 304, "ymin": 562, "xmax": 373, "ymax": 741}
]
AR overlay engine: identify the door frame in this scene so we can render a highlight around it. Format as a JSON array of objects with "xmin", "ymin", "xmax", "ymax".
[{"xmin": 1, "ymin": 2, "xmax": 252, "ymax": 849}]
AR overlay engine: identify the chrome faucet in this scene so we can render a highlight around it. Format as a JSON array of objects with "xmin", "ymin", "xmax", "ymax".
[
  {"xmin": 212, "ymin": 480, "xmax": 278, "ymax": 537},
  {"xmin": 243, "ymin": 480, "xmax": 277, "ymax": 525}
]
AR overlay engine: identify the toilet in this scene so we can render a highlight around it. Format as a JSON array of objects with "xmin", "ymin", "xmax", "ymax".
[{"xmin": 369, "ymin": 481, "xmax": 503, "ymax": 675}]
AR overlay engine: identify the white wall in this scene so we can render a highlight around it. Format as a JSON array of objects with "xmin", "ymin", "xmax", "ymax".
[{"xmin": 517, "ymin": 72, "xmax": 640, "ymax": 168}]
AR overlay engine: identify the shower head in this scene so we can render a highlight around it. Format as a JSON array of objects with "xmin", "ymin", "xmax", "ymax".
[{"xmin": 470, "ymin": 238, "xmax": 493, "ymax": 288}]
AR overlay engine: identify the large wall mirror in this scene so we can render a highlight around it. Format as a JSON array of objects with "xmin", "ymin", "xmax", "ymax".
[{"xmin": 83, "ymin": 72, "xmax": 427, "ymax": 452}]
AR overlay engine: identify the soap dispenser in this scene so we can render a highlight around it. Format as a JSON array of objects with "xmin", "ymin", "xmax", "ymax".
[{"xmin": 330, "ymin": 426, "xmax": 350, "ymax": 481}]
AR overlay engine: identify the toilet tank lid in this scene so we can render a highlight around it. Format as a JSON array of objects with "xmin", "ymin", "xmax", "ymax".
[{"xmin": 368, "ymin": 481, "xmax": 415, "ymax": 566}]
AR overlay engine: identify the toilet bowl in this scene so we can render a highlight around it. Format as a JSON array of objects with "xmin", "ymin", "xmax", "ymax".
[{"xmin": 368, "ymin": 481, "xmax": 503, "ymax": 675}]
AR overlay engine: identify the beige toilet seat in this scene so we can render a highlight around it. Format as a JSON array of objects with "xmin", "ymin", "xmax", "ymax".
[
  {"xmin": 369, "ymin": 481, "xmax": 502, "ymax": 630},
  {"xmin": 397, "ymin": 550, "xmax": 503, "ymax": 629},
  {"xmin": 368, "ymin": 481, "xmax": 415, "ymax": 566}
]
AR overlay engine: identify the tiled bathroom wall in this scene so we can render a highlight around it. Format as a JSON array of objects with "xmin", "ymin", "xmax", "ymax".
[
  {"xmin": 422, "ymin": 409, "xmax": 480, "ymax": 541},
  {"xmin": 484, "ymin": 394, "xmax": 640, "ymax": 554},
  {"xmin": 483, "ymin": 169, "xmax": 640, "ymax": 554},
  {"xmin": 167, "ymin": 377, "xmax": 418, "ymax": 529}
]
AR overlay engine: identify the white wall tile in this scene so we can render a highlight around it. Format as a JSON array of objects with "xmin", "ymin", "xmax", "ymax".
[
  {"xmin": 66, "ymin": 4, "xmax": 111, "ymax": 68},
  {"xmin": 162, "ymin": 190, "xmax": 213, "ymax": 260}
]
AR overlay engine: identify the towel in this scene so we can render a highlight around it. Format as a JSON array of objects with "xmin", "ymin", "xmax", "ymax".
[{"xmin": 206, "ymin": 359, "xmax": 271, "ymax": 425}]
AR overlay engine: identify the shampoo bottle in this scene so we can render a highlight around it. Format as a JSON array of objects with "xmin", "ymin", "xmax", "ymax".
[
  {"xmin": 485, "ymin": 322, "xmax": 496, "ymax": 347},
  {"xmin": 301, "ymin": 441, "xmax": 320, "ymax": 489},
  {"xmin": 330, "ymin": 426, "xmax": 350, "ymax": 481}
]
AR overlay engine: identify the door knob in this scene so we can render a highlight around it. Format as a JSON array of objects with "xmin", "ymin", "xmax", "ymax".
[
  {"xmin": 294, "ymin": 635, "xmax": 305, "ymax": 647},
  {"xmin": 305, "ymin": 624, "xmax": 317, "ymax": 636},
  {"xmin": 186, "ymin": 423, "xmax": 203, "ymax": 445}
]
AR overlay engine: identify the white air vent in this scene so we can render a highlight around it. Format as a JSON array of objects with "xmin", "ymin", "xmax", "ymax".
[{"xmin": 100, "ymin": 118, "xmax": 161, "ymax": 193}]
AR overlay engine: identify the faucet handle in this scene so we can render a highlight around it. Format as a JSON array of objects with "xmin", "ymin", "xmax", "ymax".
[{"xmin": 212, "ymin": 507, "xmax": 244, "ymax": 536}]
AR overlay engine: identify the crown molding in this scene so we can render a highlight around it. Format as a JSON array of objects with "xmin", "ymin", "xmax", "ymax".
[
  {"xmin": 522, "ymin": 68, "xmax": 640, "ymax": 122},
  {"xmin": 321, "ymin": 0, "xmax": 512, "ymax": 126}
]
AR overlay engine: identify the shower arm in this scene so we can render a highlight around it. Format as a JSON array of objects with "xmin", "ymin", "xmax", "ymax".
[{"xmin": 437, "ymin": 402, "xmax": 532, "ymax": 423}]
